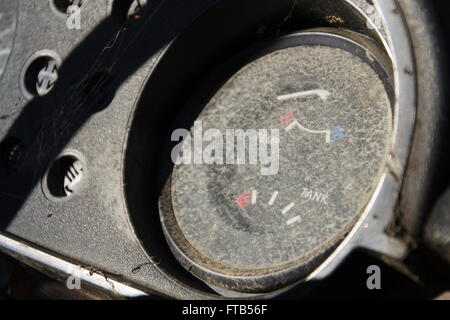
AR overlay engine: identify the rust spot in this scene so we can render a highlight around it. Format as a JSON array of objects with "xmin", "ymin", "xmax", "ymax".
[{"xmin": 325, "ymin": 15, "xmax": 346, "ymax": 24}]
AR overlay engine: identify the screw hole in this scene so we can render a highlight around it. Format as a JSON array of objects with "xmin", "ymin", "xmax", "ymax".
[
  {"xmin": 46, "ymin": 155, "xmax": 84, "ymax": 198},
  {"xmin": 0, "ymin": 137, "xmax": 25, "ymax": 174},
  {"xmin": 51, "ymin": 0, "xmax": 84, "ymax": 14},
  {"xmin": 21, "ymin": 51, "xmax": 61, "ymax": 99},
  {"xmin": 111, "ymin": 0, "xmax": 147, "ymax": 24}
]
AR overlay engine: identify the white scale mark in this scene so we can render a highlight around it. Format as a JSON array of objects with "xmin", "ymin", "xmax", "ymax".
[
  {"xmin": 277, "ymin": 89, "xmax": 331, "ymax": 102},
  {"xmin": 252, "ymin": 190, "xmax": 257, "ymax": 205},
  {"xmin": 286, "ymin": 216, "xmax": 302, "ymax": 226},
  {"xmin": 281, "ymin": 203, "xmax": 295, "ymax": 215},
  {"xmin": 268, "ymin": 191, "xmax": 279, "ymax": 206}
]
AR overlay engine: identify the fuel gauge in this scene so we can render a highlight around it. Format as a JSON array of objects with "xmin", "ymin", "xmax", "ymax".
[{"xmin": 160, "ymin": 30, "xmax": 393, "ymax": 293}]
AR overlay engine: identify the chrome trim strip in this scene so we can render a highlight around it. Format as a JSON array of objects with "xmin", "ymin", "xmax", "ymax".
[{"xmin": 0, "ymin": 232, "xmax": 147, "ymax": 298}]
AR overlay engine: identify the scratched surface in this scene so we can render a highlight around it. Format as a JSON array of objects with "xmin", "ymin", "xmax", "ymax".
[{"xmin": 171, "ymin": 45, "xmax": 392, "ymax": 271}]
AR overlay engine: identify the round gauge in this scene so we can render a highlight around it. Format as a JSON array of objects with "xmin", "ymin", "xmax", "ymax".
[
  {"xmin": 160, "ymin": 31, "xmax": 393, "ymax": 293},
  {"xmin": 0, "ymin": 1, "xmax": 17, "ymax": 82}
]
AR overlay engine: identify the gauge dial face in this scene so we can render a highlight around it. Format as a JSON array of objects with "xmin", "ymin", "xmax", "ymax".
[
  {"xmin": 0, "ymin": 2, "xmax": 16, "ymax": 82},
  {"xmin": 162, "ymin": 37, "xmax": 392, "ymax": 285}
]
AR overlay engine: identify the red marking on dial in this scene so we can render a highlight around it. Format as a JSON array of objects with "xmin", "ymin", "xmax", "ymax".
[
  {"xmin": 280, "ymin": 112, "xmax": 296, "ymax": 129},
  {"xmin": 236, "ymin": 192, "xmax": 253, "ymax": 209}
]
